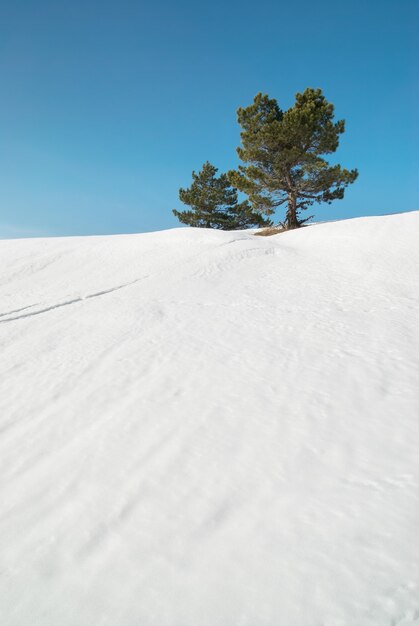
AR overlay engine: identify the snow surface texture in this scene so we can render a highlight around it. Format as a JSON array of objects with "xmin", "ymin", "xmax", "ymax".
[{"xmin": 1, "ymin": 212, "xmax": 418, "ymax": 626}]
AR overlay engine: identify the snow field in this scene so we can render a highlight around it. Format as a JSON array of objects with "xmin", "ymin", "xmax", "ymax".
[{"xmin": 0, "ymin": 212, "xmax": 418, "ymax": 625}]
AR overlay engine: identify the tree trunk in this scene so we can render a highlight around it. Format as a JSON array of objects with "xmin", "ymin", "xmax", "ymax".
[{"xmin": 286, "ymin": 194, "xmax": 299, "ymax": 229}]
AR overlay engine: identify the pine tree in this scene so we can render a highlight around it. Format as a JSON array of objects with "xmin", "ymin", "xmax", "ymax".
[
  {"xmin": 173, "ymin": 161, "xmax": 272, "ymax": 230},
  {"xmin": 228, "ymin": 88, "xmax": 358, "ymax": 229}
]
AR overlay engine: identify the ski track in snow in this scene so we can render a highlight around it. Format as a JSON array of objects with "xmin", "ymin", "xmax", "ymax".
[
  {"xmin": 0, "ymin": 212, "xmax": 419, "ymax": 626},
  {"xmin": 0, "ymin": 276, "xmax": 148, "ymax": 324}
]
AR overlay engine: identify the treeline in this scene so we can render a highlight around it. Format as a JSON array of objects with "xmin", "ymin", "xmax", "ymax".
[{"xmin": 173, "ymin": 88, "xmax": 358, "ymax": 231}]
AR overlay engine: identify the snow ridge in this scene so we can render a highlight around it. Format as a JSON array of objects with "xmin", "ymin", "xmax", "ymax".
[{"xmin": 0, "ymin": 212, "xmax": 418, "ymax": 626}]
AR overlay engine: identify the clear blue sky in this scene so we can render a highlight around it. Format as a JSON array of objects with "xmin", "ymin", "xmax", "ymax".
[{"xmin": 0, "ymin": 0, "xmax": 417, "ymax": 237}]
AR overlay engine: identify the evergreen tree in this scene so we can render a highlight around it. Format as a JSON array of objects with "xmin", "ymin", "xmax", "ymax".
[
  {"xmin": 228, "ymin": 88, "xmax": 358, "ymax": 229},
  {"xmin": 173, "ymin": 161, "xmax": 272, "ymax": 230}
]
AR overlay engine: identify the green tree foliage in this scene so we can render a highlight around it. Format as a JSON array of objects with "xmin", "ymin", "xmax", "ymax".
[
  {"xmin": 228, "ymin": 88, "xmax": 358, "ymax": 229},
  {"xmin": 173, "ymin": 161, "xmax": 272, "ymax": 230}
]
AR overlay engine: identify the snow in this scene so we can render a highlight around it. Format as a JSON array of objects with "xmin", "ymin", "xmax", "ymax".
[{"xmin": 0, "ymin": 211, "xmax": 418, "ymax": 626}]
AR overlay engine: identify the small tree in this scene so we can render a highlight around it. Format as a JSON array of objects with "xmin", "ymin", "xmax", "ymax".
[
  {"xmin": 228, "ymin": 88, "xmax": 358, "ymax": 229},
  {"xmin": 173, "ymin": 161, "xmax": 272, "ymax": 230}
]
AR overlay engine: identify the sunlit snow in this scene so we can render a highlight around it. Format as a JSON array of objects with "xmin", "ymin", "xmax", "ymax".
[{"xmin": 1, "ymin": 212, "xmax": 418, "ymax": 625}]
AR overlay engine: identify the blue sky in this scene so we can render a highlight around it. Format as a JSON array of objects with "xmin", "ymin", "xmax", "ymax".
[{"xmin": 0, "ymin": 0, "xmax": 417, "ymax": 237}]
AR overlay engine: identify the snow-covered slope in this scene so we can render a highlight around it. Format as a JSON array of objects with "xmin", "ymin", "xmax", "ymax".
[{"xmin": 1, "ymin": 212, "xmax": 418, "ymax": 626}]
